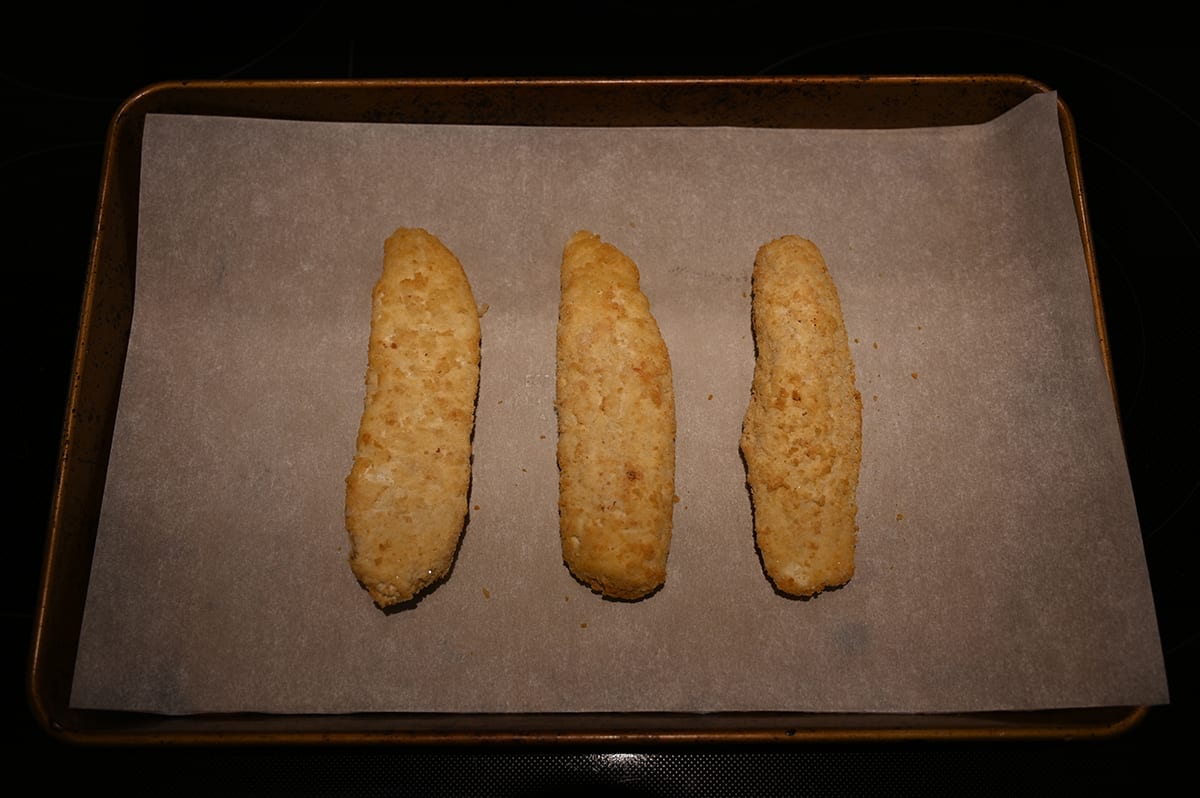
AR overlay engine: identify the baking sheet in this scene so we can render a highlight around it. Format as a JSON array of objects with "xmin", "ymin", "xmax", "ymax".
[{"xmin": 70, "ymin": 92, "xmax": 1168, "ymax": 716}]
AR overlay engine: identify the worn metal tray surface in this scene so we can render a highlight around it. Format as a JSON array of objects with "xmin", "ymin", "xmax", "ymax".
[{"xmin": 29, "ymin": 76, "xmax": 1147, "ymax": 744}]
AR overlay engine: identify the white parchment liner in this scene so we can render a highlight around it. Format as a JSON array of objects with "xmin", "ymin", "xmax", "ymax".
[{"xmin": 70, "ymin": 93, "xmax": 1169, "ymax": 715}]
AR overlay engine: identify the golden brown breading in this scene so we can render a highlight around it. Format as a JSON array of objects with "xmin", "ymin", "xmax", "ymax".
[
  {"xmin": 555, "ymin": 231, "xmax": 676, "ymax": 600},
  {"xmin": 740, "ymin": 235, "xmax": 861, "ymax": 597},
  {"xmin": 345, "ymin": 228, "xmax": 481, "ymax": 607}
]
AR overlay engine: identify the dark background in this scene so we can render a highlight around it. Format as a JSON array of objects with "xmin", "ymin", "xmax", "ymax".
[{"xmin": 5, "ymin": 5, "xmax": 1196, "ymax": 794}]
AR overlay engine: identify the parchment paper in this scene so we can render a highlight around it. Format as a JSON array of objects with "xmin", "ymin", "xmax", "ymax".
[{"xmin": 70, "ymin": 93, "xmax": 1169, "ymax": 715}]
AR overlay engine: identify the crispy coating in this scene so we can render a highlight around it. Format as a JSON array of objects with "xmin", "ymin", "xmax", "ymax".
[
  {"xmin": 740, "ymin": 236, "xmax": 861, "ymax": 597},
  {"xmin": 345, "ymin": 228, "xmax": 481, "ymax": 607},
  {"xmin": 556, "ymin": 231, "xmax": 676, "ymax": 599}
]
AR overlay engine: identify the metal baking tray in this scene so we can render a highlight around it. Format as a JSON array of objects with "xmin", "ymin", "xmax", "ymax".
[{"xmin": 28, "ymin": 75, "xmax": 1144, "ymax": 744}]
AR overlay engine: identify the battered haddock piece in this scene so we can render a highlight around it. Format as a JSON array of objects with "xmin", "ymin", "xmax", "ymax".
[
  {"xmin": 345, "ymin": 228, "xmax": 481, "ymax": 608},
  {"xmin": 556, "ymin": 231, "xmax": 676, "ymax": 600},
  {"xmin": 740, "ymin": 235, "xmax": 861, "ymax": 597}
]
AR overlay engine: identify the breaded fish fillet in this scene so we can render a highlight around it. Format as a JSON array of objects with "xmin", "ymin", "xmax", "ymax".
[
  {"xmin": 740, "ymin": 235, "xmax": 861, "ymax": 597},
  {"xmin": 345, "ymin": 228, "xmax": 481, "ymax": 607},
  {"xmin": 556, "ymin": 231, "xmax": 676, "ymax": 600}
]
